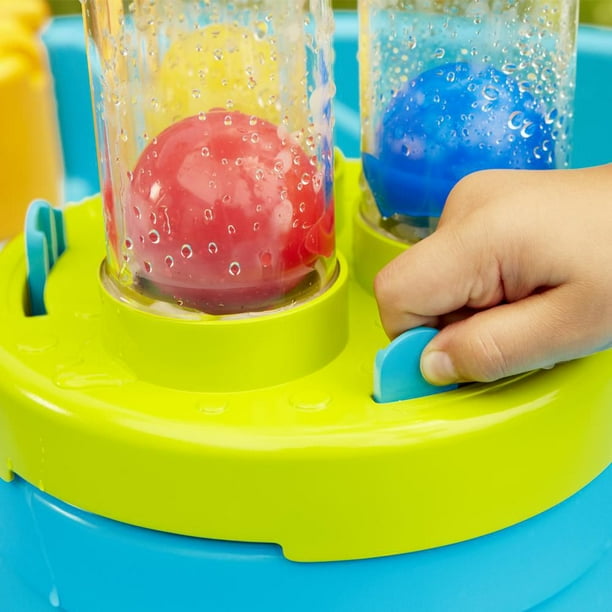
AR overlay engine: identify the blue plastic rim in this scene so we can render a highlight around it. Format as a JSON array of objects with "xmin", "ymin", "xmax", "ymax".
[{"xmin": 0, "ymin": 467, "xmax": 611, "ymax": 612}]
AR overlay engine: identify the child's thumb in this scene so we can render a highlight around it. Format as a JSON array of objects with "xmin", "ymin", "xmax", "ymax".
[{"xmin": 420, "ymin": 284, "xmax": 590, "ymax": 384}]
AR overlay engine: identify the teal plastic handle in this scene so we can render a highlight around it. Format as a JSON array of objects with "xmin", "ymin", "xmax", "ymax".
[
  {"xmin": 374, "ymin": 326, "xmax": 458, "ymax": 403},
  {"xmin": 25, "ymin": 199, "xmax": 66, "ymax": 316}
]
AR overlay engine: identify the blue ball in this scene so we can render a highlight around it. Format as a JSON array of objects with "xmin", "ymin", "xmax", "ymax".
[{"xmin": 363, "ymin": 62, "xmax": 555, "ymax": 219}]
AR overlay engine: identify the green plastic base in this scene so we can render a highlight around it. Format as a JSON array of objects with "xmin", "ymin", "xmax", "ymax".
[{"xmin": 0, "ymin": 159, "xmax": 610, "ymax": 562}]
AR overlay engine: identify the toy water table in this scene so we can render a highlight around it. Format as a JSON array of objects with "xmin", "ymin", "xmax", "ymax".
[{"xmin": 0, "ymin": 4, "xmax": 611, "ymax": 611}]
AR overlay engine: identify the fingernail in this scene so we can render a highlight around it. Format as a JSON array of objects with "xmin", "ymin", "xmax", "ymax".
[{"xmin": 421, "ymin": 350, "xmax": 458, "ymax": 385}]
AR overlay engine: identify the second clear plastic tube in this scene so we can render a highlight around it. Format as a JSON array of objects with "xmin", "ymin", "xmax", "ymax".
[{"xmin": 359, "ymin": 0, "xmax": 578, "ymax": 243}]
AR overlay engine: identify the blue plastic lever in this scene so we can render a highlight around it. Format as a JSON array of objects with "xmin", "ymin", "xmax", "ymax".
[
  {"xmin": 25, "ymin": 199, "xmax": 67, "ymax": 316},
  {"xmin": 374, "ymin": 327, "xmax": 458, "ymax": 403}
]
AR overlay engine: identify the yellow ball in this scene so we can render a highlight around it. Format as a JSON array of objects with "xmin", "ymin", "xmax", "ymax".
[{"xmin": 150, "ymin": 23, "xmax": 295, "ymax": 136}]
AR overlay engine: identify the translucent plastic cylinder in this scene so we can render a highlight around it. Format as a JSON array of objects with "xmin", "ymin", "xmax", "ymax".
[
  {"xmin": 358, "ymin": 0, "xmax": 578, "ymax": 243},
  {"xmin": 82, "ymin": 0, "xmax": 336, "ymax": 316}
]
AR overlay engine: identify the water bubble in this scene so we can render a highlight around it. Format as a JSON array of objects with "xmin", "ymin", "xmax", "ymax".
[
  {"xmin": 132, "ymin": 206, "xmax": 141, "ymax": 219},
  {"xmin": 165, "ymin": 255, "xmax": 174, "ymax": 268},
  {"xmin": 208, "ymin": 242, "xmax": 218, "ymax": 254},
  {"xmin": 201, "ymin": 146, "xmax": 210, "ymax": 157},
  {"xmin": 406, "ymin": 35, "xmax": 416, "ymax": 50},
  {"xmin": 255, "ymin": 168, "xmax": 265, "ymax": 181},
  {"xmin": 127, "ymin": 170, "xmax": 134, "ymax": 182},
  {"xmin": 433, "ymin": 47, "xmax": 445, "ymax": 59},
  {"xmin": 224, "ymin": 115, "xmax": 233, "ymax": 126},
  {"xmin": 221, "ymin": 158, "xmax": 229, "ymax": 166},
  {"xmin": 213, "ymin": 48, "xmax": 224, "ymax": 61},
  {"xmin": 300, "ymin": 172, "xmax": 311, "ymax": 185},
  {"xmin": 502, "ymin": 62, "xmax": 517, "ymax": 75},
  {"xmin": 446, "ymin": 71, "xmax": 456, "ymax": 83},
  {"xmin": 299, "ymin": 202, "xmax": 306, "ymax": 213},
  {"xmin": 148, "ymin": 230, "xmax": 160, "ymax": 243},
  {"xmin": 249, "ymin": 115, "xmax": 258, "ymax": 126},
  {"xmin": 229, "ymin": 262, "xmax": 241, "ymax": 276},
  {"xmin": 120, "ymin": 129, "xmax": 128, "ymax": 142},
  {"xmin": 253, "ymin": 222, "xmax": 260, "ymax": 231},
  {"xmin": 144, "ymin": 261, "xmax": 152, "ymax": 273},
  {"xmin": 149, "ymin": 211, "xmax": 157, "ymax": 224},
  {"xmin": 192, "ymin": 89, "xmax": 201, "ymax": 99},
  {"xmin": 227, "ymin": 224, "xmax": 237, "ymax": 235},
  {"xmin": 204, "ymin": 208, "xmax": 214, "ymax": 221},
  {"xmin": 181, "ymin": 244, "xmax": 193, "ymax": 259},
  {"xmin": 198, "ymin": 112, "xmax": 207, "ymax": 121}
]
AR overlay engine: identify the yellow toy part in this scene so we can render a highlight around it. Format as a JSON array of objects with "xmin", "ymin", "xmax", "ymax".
[
  {"xmin": 149, "ymin": 22, "xmax": 306, "ymax": 136},
  {"xmin": 0, "ymin": 0, "xmax": 63, "ymax": 241},
  {"xmin": 0, "ymin": 159, "xmax": 610, "ymax": 563}
]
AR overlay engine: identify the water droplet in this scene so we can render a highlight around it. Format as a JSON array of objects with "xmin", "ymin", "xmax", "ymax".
[
  {"xmin": 181, "ymin": 244, "xmax": 193, "ymax": 259},
  {"xmin": 144, "ymin": 261, "xmax": 152, "ymax": 273},
  {"xmin": 148, "ymin": 230, "xmax": 160, "ymax": 243},
  {"xmin": 125, "ymin": 238, "xmax": 133, "ymax": 250},
  {"xmin": 260, "ymin": 251, "xmax": 272, "ymax": 268},
  {"xmin": 249, "ymin": 115, "xmax": 258, "ymax": 126},
  {"xmin": 253, "ymin": 222, "xmax": 260, "ymax": 231},
  {"xmin": 255, "ymin": 168, "xmax": 265, "ymax": 181},
  {"xmin": 149, "ymin": 211, "xmax": 157, "ymax": 224},
  {"xmin": 545, "ymin": 108, "xmax": 558, "ymax": 125},
  {"xmin": 227, "ymin": 224, "xmax": 237, "ymax": 235},
  {"xmin": 132, "ymin": 206, "xmax": 141, "ymax": 219},
  {"xmin": 204, "ymin": 208, "xmax": 214, "ymax": 221},
  {"xmin": 508, "ymin": 111, "xmax": 525, "ymax": 130},
  {"xmin": 192, "ymin": 89, "xmax": 201, "ymax": 99},
  {"xmin": 127, "ymin": 170, "xmax": 134, "ymax": 182},
  {"xmin": 213, "ymin": 48, "xmax": 224, "ymax": 61},
  {"xmin": 250, "ymin": 132, "xmax": 260, "ymax": 144},
  {"xmin": 120, "ymin": 129, "xmax": 128, "ymax": 142},
  {"xmin": 165, "ymin": 255, "xmax": 174, "ymax": 268},
  {"xmin": 521, "ymin": 121, "xmax": 536, "ymax": 138},
  {"xmin": 208, "ymin": 242, "xmax": 218, "ymax": 254},
  {"xmin": 254, "ymin": 20, "xmax": 267, "ymax": 39},
  {"xmin": 224, "ymin": 115, "xmax": 232, "ymax": 126},
  {"xmin": 433, "ymin": 47, "xmax": 445, "ymax": 59},
  {"xmin": 482, "ymin": 86, "xmax": 499, "ymax": 101},
  {"xmin": 222, "ymin": 194, "xmax": 232, "ymax": 204},
  {"xmin": 201, "ymin": 146, "xmax": 210, "ymax": 157},
  {"xmin": 446, "ymin": 71, "xmax": 456, "ymax": 83},
  {"xmin": 198, "ymin": 112, "xmax": 207, "ymax": 121},
  {"xmin": 49, "ymin": 587, "xmax": 61, "ymax": 608},
  {"xmin": 229, "ymin": 261, "xmax": 241, "ymax": 276}
]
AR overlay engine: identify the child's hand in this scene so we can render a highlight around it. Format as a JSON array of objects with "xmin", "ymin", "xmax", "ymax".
[{"xmin": 374, "ymin": 164, "xmax": 612, "ymax": 384}]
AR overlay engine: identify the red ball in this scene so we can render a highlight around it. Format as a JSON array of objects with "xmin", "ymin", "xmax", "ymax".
[{"xmin": 125, "ymin": 110, "xmax": 333, "ymax": 313}]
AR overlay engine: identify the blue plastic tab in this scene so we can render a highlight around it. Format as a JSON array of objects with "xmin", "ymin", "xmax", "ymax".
[
  {"xmin": 25, "ymin": 200, "xmax": 67, "ymax": 316},
  {"xmin": 374, "ymin": 326, "xmax": 458, "ymax": 403}
]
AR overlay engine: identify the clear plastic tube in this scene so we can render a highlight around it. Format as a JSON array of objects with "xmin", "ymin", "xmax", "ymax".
[
  {"xmin": 358, "ymin": 0, "xmax": 578, "ymax": 243},
  {"xmin": 82, "ymin": 0, "xmax": 336, "ymax": 316}
]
